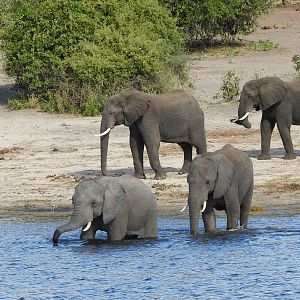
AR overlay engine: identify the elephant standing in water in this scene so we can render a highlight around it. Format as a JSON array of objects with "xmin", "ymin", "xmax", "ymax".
[
  {"xmin": 53, "ymin": 175, "xmax": 157, "ymax": 243},
  {"xmin": 187, "ymin": 144, "xmax": 253, "ymax": 234},
  {"xmin": 231, "ymin": 77, "xmax": 300, "ymax": 159},
  {"xmin": 97, "ymin": 88, "xmax": 207, "ymax": 179}
]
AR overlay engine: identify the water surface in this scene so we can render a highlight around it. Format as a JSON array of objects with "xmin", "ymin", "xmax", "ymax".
[{"xmin": 1, "ymin": 216, "xmax": 299, "ymax": 299}]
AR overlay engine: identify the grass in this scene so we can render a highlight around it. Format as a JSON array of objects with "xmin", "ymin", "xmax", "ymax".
[{"xmin": 190, "ymin": 39, "xmax": 279, "ymax": 58}]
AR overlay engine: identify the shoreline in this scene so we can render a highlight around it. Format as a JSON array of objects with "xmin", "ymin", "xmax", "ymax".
[{"xmin": 1, "ymin": 6, "xmax": 299, "ymax": 221}]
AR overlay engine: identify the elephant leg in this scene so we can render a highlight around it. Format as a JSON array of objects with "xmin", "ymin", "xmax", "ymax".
[
  {"xmin": 138, "ymin": 122, "xmax": 166, "ymax": 179},
  {"xmin": 189, "ymin": 131, "xmax": 207, "ymax": 155},
  {"xmin": 130, "ymin": 127, "xmax": 146, "ymax": 179},
  {"xmin": 107, "ymin": 217, "xmax": 128, "ymax": 241},
  {"xmin": 276, "ymin": 120, "xmax": 296, "ymax": 159},
  {"xmin": 258, "ymin": 114, "xmax": 275, "ymax": 160},
  {"xmin": 202, "ymin": 205, "xmax": 216, "ymax": 232},
  {"xmin": 178, "ymin": 142, "xmax": 192, "ymax": 174},
  {"xmin": 224, "ymin": 189, "xmax": 240, "ymax": 230},
  {"xmin": 145, "ymin": 141, "xmax": 166, "ymax": 180},
  {"xmin": 142, "ymin": 212, "xmax": 157, "ymax": 238},
  {"xmin": 240, "ymin": 183, "xmax": 253, "ymax": 228}
]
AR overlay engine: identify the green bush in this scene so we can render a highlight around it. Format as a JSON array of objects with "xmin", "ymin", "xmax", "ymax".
[
  {"xmin": 214, "ymin": 70, "xmax": 240, "ymax": 102},
  {"xmin": 292, "ymin": 54, "xmax": 300, "ymax": 76},
  {"xmin": 160, "ymin": 0, "xmax": 272, "ymax": 45},
  {"xmin": 0, "ymin": 0, "xmax": 187, "ymax": 115}
]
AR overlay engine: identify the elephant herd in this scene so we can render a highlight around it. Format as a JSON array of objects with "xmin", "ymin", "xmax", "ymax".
[{"xmin": 53, "ymin": 76, "xmax": 299, "ymax": 244}]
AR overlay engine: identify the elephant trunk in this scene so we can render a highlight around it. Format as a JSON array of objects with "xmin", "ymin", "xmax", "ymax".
[
  {"xmin": 231, "ymin": 96, "xmax": 252, "ymax": 129},
  {"xmin": 100, "ymin": 131, "xmax": 110, "ymax": 176},
  {"xmin": 188, "ymin": 196, "xmax": 201, "ymax": 235},
  {"xmin": 52, "ymin": 211, "xmax": 87, "ymax": 244},
  {"xmin": 100, "ymin": 109, "xmax": 115, "ymax": 176}
]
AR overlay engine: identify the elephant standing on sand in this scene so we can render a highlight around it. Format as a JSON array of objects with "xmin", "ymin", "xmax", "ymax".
[
  {"xmin": 231, "ymin": 77, "xmax": 300, "ymax": 160},
  {"xmin": 53, "ymin": 175, "xmax": 157, "ymax": 243},
  {"xmin": 97, "ymin": 88, "xmax": 207, "ymax": 180},
  {"xmin": 187, "ymin": 144, "xmax": 253, "ymax": 234}
]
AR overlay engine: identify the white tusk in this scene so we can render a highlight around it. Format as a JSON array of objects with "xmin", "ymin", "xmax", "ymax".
[
  {"xmin": 238, "ymin": 112, "xmax": 250, "ymax": 121},
  {"xmin": 83, "ymin": 221, "xmax": 92, "ymax": 232},
  {"xmin": 201, "ymin": 201, "xmax": 207, "ymax": 213},
  {"xmin": 94, "ymin": 128, "xmax": 111, "ymax": 137},
  {"xmin": 180, "ymin": 203, "xmax": 188, "ymax": 212},
  {"xmin": 231, "ymin": 112, "xmax": 250, "ymax": 123}
]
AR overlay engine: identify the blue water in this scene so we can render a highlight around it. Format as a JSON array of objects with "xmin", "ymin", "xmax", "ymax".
[{"xmin": 0, "ymin": 216, "xmax": 300, "ymax": 299}]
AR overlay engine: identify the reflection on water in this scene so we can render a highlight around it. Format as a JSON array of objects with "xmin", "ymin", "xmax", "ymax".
[{"xmin": 1, "ymin": 216, "xmax": 300, "ymax": 299}]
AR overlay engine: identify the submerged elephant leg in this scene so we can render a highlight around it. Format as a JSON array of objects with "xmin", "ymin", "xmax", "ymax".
[
  {"xmin": 130, "ymin": 127, "xmax": 146, "ymax": 179},
  {"xmin": 259, "ymin": 114, "xmax": 275, "ymax": 160},
  {"xmin": 240, "ymin": 184, "xmax": 253, "ymax": 228},
  {"xmin": 142, "ymin": 211, "xmax": 157, "ymax": 238},
  {"xmin": 178, "ymin": 142, "xmax": 192, "ymax": 174},
  {"xmin": 107, "ymin": 217, "xmax": 128, "ymax": 241},
  {"xmin": 276, "ymin": 120, "xmax": 296, "ymax": 159},
  {"xmin": 202, "ymin": 205, "xmax": 216, "ymax": 232},
  {"xmin": 224, "ymin": 190, "xmax": 240, "ymax": 230}
]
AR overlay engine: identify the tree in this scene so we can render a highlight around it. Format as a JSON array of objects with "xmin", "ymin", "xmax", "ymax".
[{"xmin": 0, "ymin": 0, "xmax": 187, "ymax": 115}]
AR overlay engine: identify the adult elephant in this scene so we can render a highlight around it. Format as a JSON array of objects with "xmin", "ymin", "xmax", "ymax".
[
  {"xmin": 187, "ymin": 144, "xmax": 253, "ymax": 234},
  {"xmin": 98, "ymin": 88, "xmax": 207, "ymax": 179},
  {"xmin": 52, "ymin": 175, "xmax": 157, "ymax": 244},
  {"xmin": 231, "ymin": 77, "xmax": 300, "ymax": 160}
]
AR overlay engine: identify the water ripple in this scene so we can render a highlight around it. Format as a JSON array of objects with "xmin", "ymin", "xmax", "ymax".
[{"xmin": 0, "ymin": 216, "xmax": 299, "ymax": 299}]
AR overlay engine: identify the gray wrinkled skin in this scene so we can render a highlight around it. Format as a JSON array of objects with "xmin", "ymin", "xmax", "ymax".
[
  {"xmin": 100, "ymin": 88, "xmax": 207, "ymax": 180},
  {"xmin": 188, "ymin": 144, "xmax": 253, "ymax": 234},
  {"xmin": 53, "ymin": 175, "xmax": 157, "ymax": 243},
  {"xmin": 234, "ymin": 77, "xmax": 300, "ymax": 160}
]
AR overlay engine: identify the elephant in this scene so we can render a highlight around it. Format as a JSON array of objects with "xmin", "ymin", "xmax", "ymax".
[
  {"xmin": 97, "ymin": 88, "xmax": 207, "ymax": 180},
  {"xmin": 231, "ymin": 77, "xmax": 300, "ymax": 160},
  {"xmin": 187, "ymin": 144, "xmax": 253, "ymax": 234},
  {"xmin": 52, "ymin": 175, "xmax": 157, "ymax": 243}
]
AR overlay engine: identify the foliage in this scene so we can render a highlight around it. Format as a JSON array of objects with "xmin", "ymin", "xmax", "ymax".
[
  {"xmin": 248, "ymin": 39, "xmax": 278, "ymax": 51},
  {"xmin": 214, "ymin": 70, "xmax": 240, "ymax": 102},
  {"xmin": 292, "ymin": 55, "xmax": 300, "ymax": 76},
  {"xmin": 0, "ymin": 0, "xmax": 187, "ymax": 115},
  {"xmin": 191, "ymin": 39, "xmax": 278, "ymax": 58},
  {"xmin": 160, "ymin": 0, "xmax": 272, "ymax": 45}
]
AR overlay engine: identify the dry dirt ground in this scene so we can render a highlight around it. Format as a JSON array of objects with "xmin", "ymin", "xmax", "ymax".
[{"xmin": 0, "ymin": 5, "xmax": 299, "ymax": 218}]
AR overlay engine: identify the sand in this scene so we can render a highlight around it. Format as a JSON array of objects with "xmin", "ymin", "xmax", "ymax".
[{"xmin": 0, "ymin": 5, "xmax": 299, "ymax": 218}]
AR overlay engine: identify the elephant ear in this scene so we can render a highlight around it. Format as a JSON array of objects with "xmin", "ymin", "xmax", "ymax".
[
  {"xmin": 213, "ymin": 155, "xmax": 234, "ymax": 199},
  {"xmin": 259, "ymin": 79, "xmax": 287, "ymax": 110},
  {"xmin": 103, "ymin": 179, "xmax": 125, "ymax": 224},
  {"xmin": 123, "ymin": 91, "xmax": 150, "ymax": 126}
]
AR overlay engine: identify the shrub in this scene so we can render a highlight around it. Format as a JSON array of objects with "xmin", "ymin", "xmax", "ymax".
[
  {"xmin": 160, "ymin": 0, "xmax": 272, "ymax": 45},
  {"xmin": 214, "ymin": 70, "xmax": 240, "ymax": 102},
  {"xmin": 0, "ymin": 0, "xmax": 187, "ymax": 115},
  {"xmin": 292, "ymin": 54, "xmax": 300, "ymax": 76}
]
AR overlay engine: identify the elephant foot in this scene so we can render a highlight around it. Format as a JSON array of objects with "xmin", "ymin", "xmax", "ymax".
[
  {"xmin": 154, "ymin": 172, "xmax": 167, "ymax": 180},
  {"xmin": 190, "ymin": 230, "xmax": 200, "ymax": 236},
  {"xmin": 283, "ymin": 153, "xmax": 296, "ymax": 160},
  {"xmin": 258, "ymin": 153, "xmax": 271, "ymax": 160},
  {"xmin": 178, "ymin": 168, "xmax": 189, "ymax": 175},
  {"xmin": 135, "ymin": 173, "xmax": 146, "ymax": 179}
]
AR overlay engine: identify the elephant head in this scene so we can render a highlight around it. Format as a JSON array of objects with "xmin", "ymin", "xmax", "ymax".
[
  {"xmin": 53, "ymin": 178, "xmax": 125, "ymax": 244},
  {"xmin": 187, "ymin": 154, "xmax": 234, "ymax": 234},
  {"xmin": 98, "ymin": 88, "xmax": 150, "ymax": 176},
  {"xmin": 231, "ymin": 77, "xmax": 288, "ymax": 128}
]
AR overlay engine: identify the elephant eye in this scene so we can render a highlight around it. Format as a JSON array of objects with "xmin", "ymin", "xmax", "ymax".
[{"xmin": 91, "ymin": 200, "xmax": 96, "ymax": 206}]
